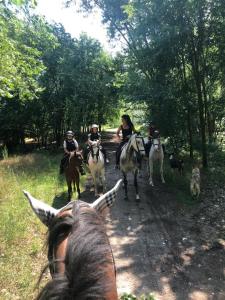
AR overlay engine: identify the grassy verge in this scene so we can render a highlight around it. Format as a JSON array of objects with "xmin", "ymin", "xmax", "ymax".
[{"xmin": 0, "ymin": 152, "xmax": 85, "ymax": 299}]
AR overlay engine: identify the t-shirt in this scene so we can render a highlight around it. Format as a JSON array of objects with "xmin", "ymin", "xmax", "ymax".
[{"xmin": 121, "ymin": 125, "xmax": 133, "ymax": 141}]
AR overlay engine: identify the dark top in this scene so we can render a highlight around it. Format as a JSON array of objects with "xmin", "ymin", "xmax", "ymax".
[
  {"xmin": 148, "ymin": 127, "xmax": 160, "ymax": 139},
  {"xmin": 88, "ymin": 132, "xmax": 101, "ymax": 141},
  {"xmin": 65, "ymin": 139, "xmax": 77, "ymax": 151},
  {"xmin": 121, "ymin": 125, "xmax": 133, "ymax": 141}
]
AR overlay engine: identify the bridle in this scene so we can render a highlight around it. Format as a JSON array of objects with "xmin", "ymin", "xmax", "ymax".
[
  {"xmin": 152, "ymin": 138, "xmax": 161, "ymax": 151},
  {"xmin": 133, "ymin": 135, "xmax": 146, "ymax": 155},
  {"xmin": 89, "ymin": 143, "xmax": 101, "ymax": 161}
]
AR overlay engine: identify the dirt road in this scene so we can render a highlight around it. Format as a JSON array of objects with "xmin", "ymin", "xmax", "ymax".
[{"xmin": 85, "ymin": 132, "xmax": 225, "ymax": 300}]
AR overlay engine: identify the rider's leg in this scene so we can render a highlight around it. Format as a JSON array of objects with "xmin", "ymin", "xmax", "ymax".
[
  {"xmin": 101, "ymin": 147, "xmax": 109, "ymax": 163},
  {"xmin": 115, "ymin": 144, "xmax": 122, "ymax": 168},
  {"xmin": 83, "ymin": 147, "xmax": 89, "ymax": 164},
  {"xmin": 145, "ymin": 141, "xmax": 151, "ymax": 157},
  {"xmin": 60, "ymin": 154, "xmax": 68, "ymax": 174},
  {"xmin": 76, "ymin": 154, "xmax": 86, "ymax": 175}
]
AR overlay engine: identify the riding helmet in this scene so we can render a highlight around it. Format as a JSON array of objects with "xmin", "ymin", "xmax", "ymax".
[
  {"xmin": 91, "ymin": 124, "xmax": 98, "ymax": 129},
  {"xmin": 66, "ymin": 130, "xmax": 74, "ymax": 136}
]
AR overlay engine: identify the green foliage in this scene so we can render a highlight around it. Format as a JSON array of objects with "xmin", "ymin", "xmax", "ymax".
[
  {"xmin": 1, "ymin": 145, "xmax": 8, "ymax": 159},
  {"xmin": 121, "ymin": 293, "xmax": 155, "ymax": 300},
  {"xmin": 0, "ymin": 151, "xmax": 87, "ymax": 298},
  {"xmin": 0, "ymin": 3, "xmax": 120, "ymax": 150}
]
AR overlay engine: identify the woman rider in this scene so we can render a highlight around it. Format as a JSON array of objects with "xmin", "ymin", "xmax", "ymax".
[{"xmin": 115, "ymin": 114, "xmax": 136, "ymax": 168}]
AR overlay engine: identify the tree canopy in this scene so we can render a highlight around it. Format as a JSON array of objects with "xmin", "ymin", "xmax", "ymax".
[
  {"xmin": 78, "ymin": 0, "xmax": 225, "ymax": 166},
  {"xmin": 1, "ymin": 0, "xmax": 225, "ymax": 166},
  {"xmin": 0, "ymin": 1, "xmax": 119, "ymax": 150}
]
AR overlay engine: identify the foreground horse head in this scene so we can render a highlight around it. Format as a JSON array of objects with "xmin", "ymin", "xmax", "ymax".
[
  {"xmin": 149, "ymin": 137, "xmax": 165, "ymax": 186},
  {"xmin": 120, "ymin": 133, "xmax": 145, "ymax": 201},
  {"xmin": 23, "ymin": 179, "xmax": 122, "ymax": 300},
  {"xmin": 88, "ymin": 142, "xmax": 105, "ymax": 196}
]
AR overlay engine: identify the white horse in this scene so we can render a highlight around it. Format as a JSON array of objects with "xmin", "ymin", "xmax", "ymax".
[
  {"xmin": 149, "ymin": 137, "xmax": 165, "ymax": 186},
  {"xmin": 120, "ymin": 134, "xmax": 146, "ymax": 201},
  {"xmin": 88, "ymin": 141, "xmax": 105, "ymax": 196}
]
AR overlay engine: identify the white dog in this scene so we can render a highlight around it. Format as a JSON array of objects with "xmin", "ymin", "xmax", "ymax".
[{"xmin": 190, "ymin": 167, "xmax": 200, "ymax": 198}]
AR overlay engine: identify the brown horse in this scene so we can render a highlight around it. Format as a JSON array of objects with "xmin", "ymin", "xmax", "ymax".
[
  {"xmin": 23, "ymin": 180, "xmax": 122, "ymax": 300},
  {"xmin": 64, "ymin": 152, "xmax": 82, "ymax": 200}
]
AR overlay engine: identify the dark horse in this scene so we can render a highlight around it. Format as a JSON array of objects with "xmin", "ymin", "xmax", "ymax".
[
  {"xmin": 64, "ymin": 152, "xmax": 82, "ymax": 200},
  {"xmin": 23, "ymin": 179, "xmax": 122, "ymax": 300}
]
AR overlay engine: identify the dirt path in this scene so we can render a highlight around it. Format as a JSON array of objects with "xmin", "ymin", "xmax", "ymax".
[{"xmin": 85, "ymin": 132, "xmax": 225, "ymax": 300}]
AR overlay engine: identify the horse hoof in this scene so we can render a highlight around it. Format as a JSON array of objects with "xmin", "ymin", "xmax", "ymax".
[
  {"xmin": 149, "ymin": 182, "xmax": 154, "ymax": 187},
  {"xmin": 136, "ymin": 195, "xmax": 140, "ymax": 202}
]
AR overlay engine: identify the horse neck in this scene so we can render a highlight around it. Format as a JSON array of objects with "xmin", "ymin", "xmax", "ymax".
[
  {"xmin": 150, "ymin": 139, "xmax": 162, "ymax": 157},
  {"xmin": 124, "ymin": 138, "xmax": 134, "ymax": 156}
]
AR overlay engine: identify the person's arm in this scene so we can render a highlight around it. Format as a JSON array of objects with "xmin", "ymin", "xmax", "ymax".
[
  {"xmin": 63, "ymin": 141, "xmax": 70, "ymax": 154},
  {"xmin": 73, "ymin": 139, "xmax": 79, "ymax": 150},
  {"xmin": 88, "ymin": 134, "xmax": 92, "ymax": 146},
  {"xmin": 116, "ymin": 125, "xmax": 122, "ymax": 138},
  {"xmin": 132, "ymin": 125, "xmax": 137, "ymax": 133}
]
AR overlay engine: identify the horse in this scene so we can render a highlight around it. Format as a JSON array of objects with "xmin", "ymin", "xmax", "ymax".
[
  {"xmin": 23, "ymin": 179, "xmax": 122, "ymax": 300},
  {"xmin": 148, "ymin": 137, "xmax": 165, "ymax": 186},
  {"xmin": 120, "ymin": 133, "xmax": 146, "ymax": 201},
  {"xmin": 64, "ymin": 152, "xmax": 81, "ymax": 200},
  {"xmin": 88, "ymin": 141, "xmax": 105, "ymax": 196}
]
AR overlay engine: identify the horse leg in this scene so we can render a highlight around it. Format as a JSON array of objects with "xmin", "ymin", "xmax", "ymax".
[
  {"xmin": 101, "ymin": 168, "xmax": 106, "ymax": 193},
  {"xmin": 149, "ymin": 159, "xmax": 154, "ymax": 186},
  {"xmin": 93, "ymin": 172, "xmax": 98, "ymax": 197},
  {"xmin": 123, "ymin": 172, "xmax": 128, "ymax": 200},
  {"xmin": 134, "ymin": 169, "xmax": 140, "ymax": 201},
  {"xmin": 160, "ymin": 158, "xmax": 165, "ymax": 183},
  {"xmin": 67, "ymin": 180, "xmax": 72, "ymax": 201},
  {"xmin": 75, "ymin": 173, "xmax": 81, "ymax": 199}
]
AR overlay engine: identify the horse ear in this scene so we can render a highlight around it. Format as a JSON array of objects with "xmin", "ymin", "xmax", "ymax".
[
  {"xmin": 91, "ymin": 179, "xmax": 123, "ymax": 213},
  {"xmin": 23, "ymin": 191, "xmax": 59, "ymax": 227}
]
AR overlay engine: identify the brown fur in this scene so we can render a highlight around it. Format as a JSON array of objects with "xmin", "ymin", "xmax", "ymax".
[{"xmin": 65, "ymin": 153, "xmax": 82, "ymax": 200}]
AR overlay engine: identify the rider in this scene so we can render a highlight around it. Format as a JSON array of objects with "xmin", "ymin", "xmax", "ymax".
[
  {"xmin": 115, "ymin": 114, "xmax": 136, "ymax": 169},
  {"xmin": 59, "ymin": 130, "xmax": 85, "ymax": 175},
  {"xmin": 84, "ymin": 124, "xmax": 109, "ymax": 164},
  {"xmin": 145, "ymin": 121, "xmax": 161, "ymax": 156}
]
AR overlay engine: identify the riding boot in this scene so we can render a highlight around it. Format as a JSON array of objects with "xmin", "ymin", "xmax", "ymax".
[
  {"xmin": 59, "ymin": 165, "xmax": 64, "ymax": 174},
  {"xmin": 59, "ymin": 158, "xmax": 65, "ymax": 174}
]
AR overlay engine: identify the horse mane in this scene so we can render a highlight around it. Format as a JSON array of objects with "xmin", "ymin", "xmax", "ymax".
[{"xmin": 37, "ymin": 201, "xmax": 112, "ymax": 300}]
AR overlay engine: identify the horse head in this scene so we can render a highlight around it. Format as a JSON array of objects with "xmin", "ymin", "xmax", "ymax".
[
  {"xmin": 152, "ymin": 138, "xmax": 161, "ymax": 152},
  {"xmin": 90, "ymin": 141, "xmax": 100, "ymax": 162},
  {"xmin": 23, "ymin": 179, "xmax": 122, "ymax": 227},
  {"xmin": 23, "ymin": 180, "xmax": 122, "ymax": 299},
  {"xmin": 130, "ymin": 133, "xmax": 146, "ymax": 156}
]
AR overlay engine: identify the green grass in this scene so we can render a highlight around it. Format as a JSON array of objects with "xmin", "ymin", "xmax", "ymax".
[
  {"xmin": 121, "ymin": 293, "xmax": 155, "ymax": 300},
  {"xmin": 0, "ymin": 152, "xmax": 86, "ymax": 299}
]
